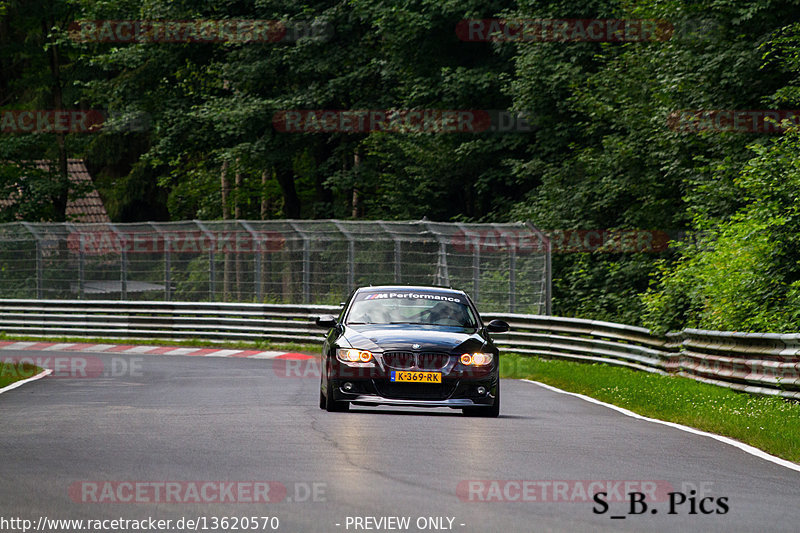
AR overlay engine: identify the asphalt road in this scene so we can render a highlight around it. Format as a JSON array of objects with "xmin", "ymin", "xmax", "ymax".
[{"xmin": 1, "ymin": 349, "xmax": 799, "ymax": 533}]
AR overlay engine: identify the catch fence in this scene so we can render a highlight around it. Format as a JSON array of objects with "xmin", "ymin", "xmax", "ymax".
[{"xmin": 0, "ymin": 220, "xmax": 551, "ymax": 314}]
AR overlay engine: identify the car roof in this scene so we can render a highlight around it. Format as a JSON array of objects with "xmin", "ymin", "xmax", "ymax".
[{"xmin": 355, "ymin": 285, "xmax": 467, "ymax": 296}]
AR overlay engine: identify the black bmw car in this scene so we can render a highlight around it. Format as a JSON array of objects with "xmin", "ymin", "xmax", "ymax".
[{"xmin": 316, "ymin": 286, "xmax": 509, "ymax": 417}]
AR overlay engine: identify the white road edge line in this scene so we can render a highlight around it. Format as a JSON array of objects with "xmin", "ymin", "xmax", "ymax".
[
  {"xmin": 520, "ymin": 378, "xmax": 800, "ymax": 474},
  {"xmin": 0, "ymin": 368, "xmax": 53, "ymax": 395}
]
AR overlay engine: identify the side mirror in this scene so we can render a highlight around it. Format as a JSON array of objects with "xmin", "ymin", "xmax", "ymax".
[
  {"xmin": 486, "ymin": 319, "xmax": 510, "ymax": 333},
  {"xmin": 315, "ymin": 315, "xmax": 338, "ymax": 328}
]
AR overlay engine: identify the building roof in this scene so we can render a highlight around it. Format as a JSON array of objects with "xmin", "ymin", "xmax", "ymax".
[{"xmin": 1, "ymin": 159, "xmax": 110, "ymax": 223}]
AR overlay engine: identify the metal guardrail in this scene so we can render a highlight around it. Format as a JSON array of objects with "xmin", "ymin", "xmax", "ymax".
[
  {"xmin": 0, "ymin": 299, "xmax": 797, "ymax": 399},
  {"xmin": 0, "ymin": 299, "xmax": 340, "ymax": 345},
  {"xmin": 484, "ymin": 315, "xmax": 800, "ymax": 400}
]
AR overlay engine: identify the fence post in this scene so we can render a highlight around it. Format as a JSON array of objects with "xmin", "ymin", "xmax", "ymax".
[
  {"xmin": 288, "ymin": 221, "xmax": 311, "ymax": 304},
  {"xmin": 394, "ymin": 240, "xmax": 402, "ymax": 283},
  {"xmin": 36, "ymin": 239, "xmax": 43, "ymax": 298},
  {"xmin": 78, "ymin": 233, "xmax": 85, "ymax": 299},
  {"xmin": 147, "ymin": 222, "xmax": 170, "ymax": 301},
  {"xmin": 21, "ymin": 222, "xmax": 43, "ymax": 299},
  {"xmin": 545, "ymin": 240, "xmax": 552, "ymax": 315},
  {"xmin": 240, "ymin": 221, "xmax": 262, "ymax": 302},
  {"xmin": 525, "ymin": 221, "xmax": 551, "ymax": 315},
  {"xmin": 378, "ymin": 222, "xmax": 402, "ymax": 284},
  {"xmin": 454, "ymin": 222, "xmax": 480, "ymax": 303},
  {"xmin": 509, "ymin": 248, "xmax": 516, "ymax": 313},
  {"xmin": 161, "ymin": 223, "xmax": 171, "ymax": 301},
  {"xmin": 121, "ymin": 249, "xmax": 128, "ymax": 300},
  {"xmin": 421, "ymin": 220, "xmax": 450, "ymax": 287},
  {"xmin": 195, "ymin": 221, "xmax": 216, "ymax": 301},
  {"xmin": 333, "ymin": 221, "xmax": 355, "ymax": 294}
]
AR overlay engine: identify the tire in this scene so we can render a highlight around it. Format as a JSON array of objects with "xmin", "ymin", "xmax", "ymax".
[
  {"xmin": 325, "ymin": 396, "xmax": 350, "ymax": 412},
  {"xmin": 319, "ymin": 388, "xmax": 327, "ymax": 410},
  {"xmin": 463, "ymin": 381, "xmax": 499, "ymax": 418},
  {"xmin": 323, "ymin": 359, "xmax": 350, "ymax": 412}
]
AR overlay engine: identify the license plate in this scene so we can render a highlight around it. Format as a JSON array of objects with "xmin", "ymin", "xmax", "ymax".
[{"xmin": 390, "ymin": 371, "xmax": 442, "ymax": 383}]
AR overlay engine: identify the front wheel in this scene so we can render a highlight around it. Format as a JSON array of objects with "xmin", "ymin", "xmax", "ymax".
[
  {"xmin": 319, "ymin": 389, "xmax": 327, "ymax": 410},
  {"xmin": 463, "ymin": 381, "xmax": 499, "ymax": 418},
  {"xmin": 325, "ymin": 395, "xmax": 350, "ymax": 412},
  {"xmin": 323, "ymin": 360, "xmax": 350, "ymax": 412}
]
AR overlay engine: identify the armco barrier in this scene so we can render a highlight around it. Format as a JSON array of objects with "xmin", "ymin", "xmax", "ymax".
[
  {"xmin": 0, "ymin": 299, "xmax": 797, "ymax": 399},
  {"xmin": 0, "ymin": 299, "xmax": 340, "ymax": 345}
]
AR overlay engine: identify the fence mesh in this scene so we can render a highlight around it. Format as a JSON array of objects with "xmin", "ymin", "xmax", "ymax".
[{"xmin": 0, "ymin": 220, "xmax": 550, "ymax": 313}]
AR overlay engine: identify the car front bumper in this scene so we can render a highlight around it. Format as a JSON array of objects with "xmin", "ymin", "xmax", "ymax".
[{"xmin": 328, "ymin": 376, "xmax": 498, "ymax": 408}]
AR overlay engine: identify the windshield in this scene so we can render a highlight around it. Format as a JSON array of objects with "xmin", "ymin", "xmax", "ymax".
[{"xmin": 346, "ymin": 291, "xmax": 477, "ymax": 328}]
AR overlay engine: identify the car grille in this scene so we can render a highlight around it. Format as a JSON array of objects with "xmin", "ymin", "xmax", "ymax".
[
  {"xmin": 383, "ymin": 351, "xmax": 415, "ymax": 369},
  {"xmin": 383, "ymin": 351, "xmax": 452, "ymax": 371},
  {"xmin": 418, "ymin": 353, "xmax": 450, "ymax": 370},
  {"xmin": 374, "ymin": 381, "xmax": 458, "ymax": 400}
]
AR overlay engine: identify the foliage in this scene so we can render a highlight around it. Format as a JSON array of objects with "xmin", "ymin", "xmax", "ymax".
[
  {"xmin": 3, "ymin": 2, "xmax": 800, "ymax": 331},
  {"xmin": 643, "ymin": 125, "xmax": 800, "ymax": 332}
]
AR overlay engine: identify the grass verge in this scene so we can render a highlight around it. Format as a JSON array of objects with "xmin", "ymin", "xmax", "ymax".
[
  {"xmin": 0, "ymin": 362, "xmax": 45, "ymax": 389},
  {"xmin": 500, "ymin": 353, "xmax": 800, "ymax": 464}
]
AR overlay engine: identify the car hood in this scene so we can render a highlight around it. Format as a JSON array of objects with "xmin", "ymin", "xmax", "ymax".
[{"xmin": 342, "ymin": 325, "xmax": 486, "ymax": 353}]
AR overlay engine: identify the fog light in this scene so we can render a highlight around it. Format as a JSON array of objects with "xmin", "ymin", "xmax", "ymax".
[
  {"xmin": 343, "ymin": 382, "xmax": 353, "ymax": 391},
  {"xmin": 477, "ymin": 386, "xmax": 487, "ymax": 396}
]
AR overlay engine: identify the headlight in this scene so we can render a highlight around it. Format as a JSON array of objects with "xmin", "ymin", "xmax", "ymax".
[
  {"xmin": 460, "ymin": 353, "xmax": 493, "ymax": 366},
  {"xmin": 337, "ymin": 348, "xmax": 374, "ymax": 363}
]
